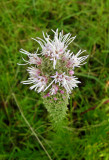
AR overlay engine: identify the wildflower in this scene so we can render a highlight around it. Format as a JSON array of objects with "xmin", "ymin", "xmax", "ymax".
[
  {"xmin": 19, "ymin": 29, "xmax": 89, "ymax": 128},
  {"xmin": 19, "ymin": 29, "xmax": 88, "ymax": 97}
]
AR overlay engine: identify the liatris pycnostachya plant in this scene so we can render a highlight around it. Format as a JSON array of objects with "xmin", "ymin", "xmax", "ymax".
[{"xmin": 18, "ymin": 29, "xmax": 88, "ymax": 129}]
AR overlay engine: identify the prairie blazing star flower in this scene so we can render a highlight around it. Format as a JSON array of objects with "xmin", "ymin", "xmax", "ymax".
[
  {"xmin": 19, "ymin": 29, "xmax": 88, "ymax": 97},
  {"xmin": 18, "ymin": 29, "xmax": 89, "ymax": 128}
]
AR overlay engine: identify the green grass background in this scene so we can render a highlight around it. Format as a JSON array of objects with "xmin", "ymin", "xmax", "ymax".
[{"xmin": 0, "ymin": 0, "xmax": 109, "ymax": 159}]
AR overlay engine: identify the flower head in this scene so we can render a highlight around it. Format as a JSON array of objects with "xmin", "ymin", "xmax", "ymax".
[{"xmin": 19, "ymin": 29, "xmax": 88, "ymax": 97}]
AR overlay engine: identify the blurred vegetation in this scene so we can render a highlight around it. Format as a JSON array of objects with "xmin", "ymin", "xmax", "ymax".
[{"xmin": 0, "ymin": 0, "xmax": 109, "ymax": 159}]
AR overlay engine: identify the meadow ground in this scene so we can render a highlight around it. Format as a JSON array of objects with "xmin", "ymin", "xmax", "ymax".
[{"xmin": 0, "ymin": 0, "xmax": 109, "ymax": 159}]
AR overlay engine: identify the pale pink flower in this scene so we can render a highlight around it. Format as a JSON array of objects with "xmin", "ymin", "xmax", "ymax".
[
  {"xmin": 60, "ymin": 90, "xmax": 64, "ymax": 94},
  {"xmin": 29, "ymin": 54, "xmax": 42, "ymax": 65},
  {"xmin": 51, "ymin": 72, "xmax": 65, "ymax": 85},
  {"xmin": 27, "ymin": 67, "xmax": 41, "ymax": 78},
  {"xmin": 61, "ymin": 75, "xmax": 80, "ymax": 94},
  {"xmin": 32, "ymin": 29, "xmax": 76, "ymax": 69},
  {"xmin": 54, "ymin": 97, "xmax": 58, "ymax": 101},
  {"xmin": 50, "ymin": 84, "xmax": 59, "ymax": 95},
  {"xmin": 19, "ymin": 29, "xmax": 88, "ymax": 97},
  {"xmin": 22, "ymin": 75, "xmax": 48, "ymax": 93},
  {"xmin": 69, "ymin": 70, "xmax": 74, "ymax": 75},
  {"xmin": 62, "ymin": 50, "xmax": 73, "ymax": 61},
  {"xmin": 66, "ymin": 50, "xmax": 88, "ymax": 69},
  {"xmin": 43, "ymin": 92, "xmax": 50, "ymax": 98},
  {"xmin": 50, "ymin": 72, "xmax": 80, "ymax": 94},
  {"xmin": 19, "ymin": 48, "xmax": 42, "ymax": 65}
]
